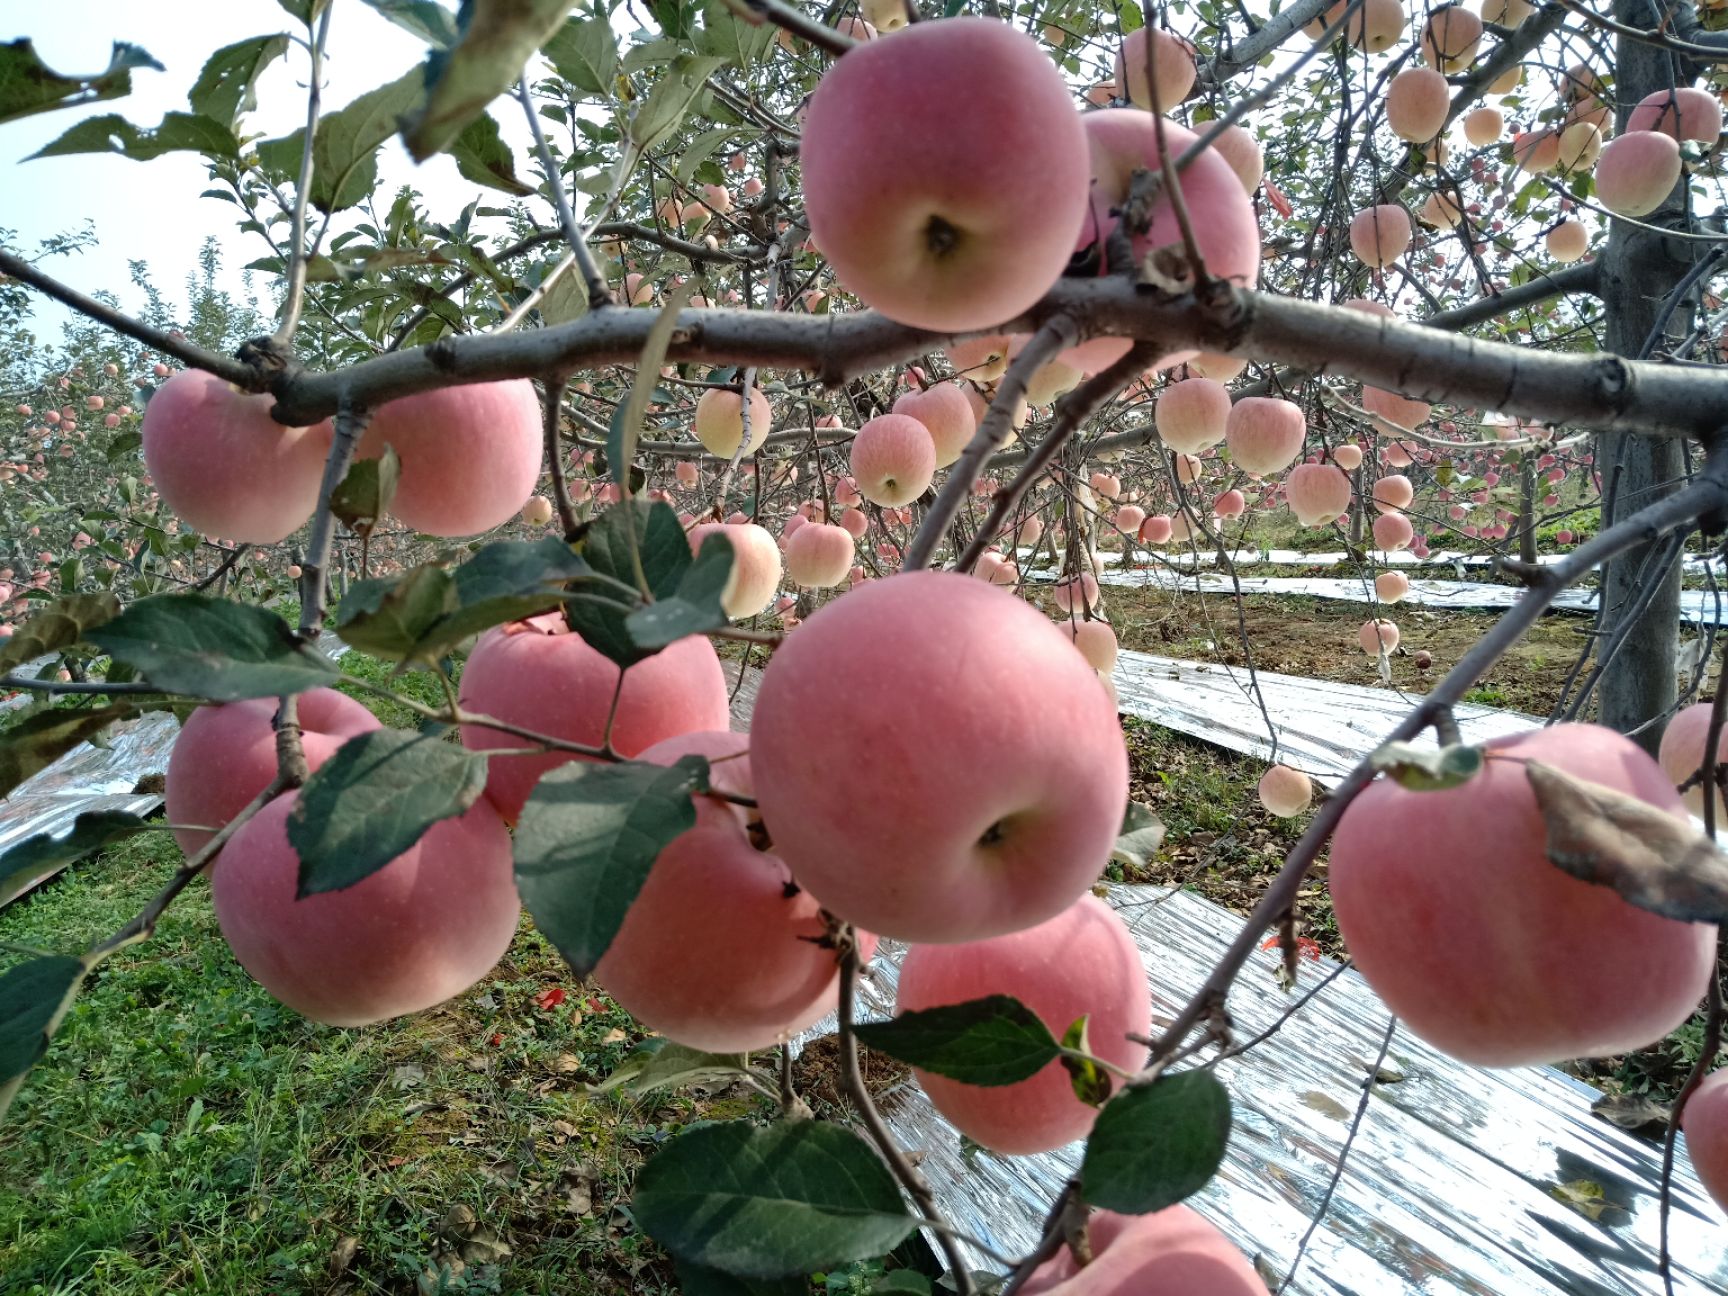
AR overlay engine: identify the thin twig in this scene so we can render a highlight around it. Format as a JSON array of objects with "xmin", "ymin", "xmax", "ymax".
[{"xmin": 274, "ymin": 2, "xmax": 333, "ymax": 345}]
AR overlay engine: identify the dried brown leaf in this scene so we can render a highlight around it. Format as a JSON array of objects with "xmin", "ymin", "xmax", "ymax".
[{"xmin": 1526, "ymin": 760, "xmax": 1728, "ymax": 923}]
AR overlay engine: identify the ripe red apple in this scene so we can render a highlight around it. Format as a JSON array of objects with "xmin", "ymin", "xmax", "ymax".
[
  {"xmin": 894, "ymin": 383, "xmax": 977, "ymax": 468},
  {"xmin": 1349, "ymin": 205, "xmax": 1412, "ymax": 268},
  {"xmin": 1547, "ymin": 219, "xmax": 1590, "ymax": 263},
  {"xmin": 800, "ymin": 18, "xmax": 1090, "ymax": 331},
  {"xmin": 1155, "ymin": 377, "xmax": 1231, "ymax": 455},
  {"xmin": 141, "ymin": 368, "xmax": 332, "ymax": 543},
  {"xmin": 1596, "ymin": 131, "xmax": 1682, "ymax": 218},
  {"xmin": 1139, "ymin": 514, "xmax": 1174, "ymax": 545},
  {"xmin": 1421, "ymin": 4, "xmax": 1482, "ymax": 71},
  {"xmin": 167, "ymin": 689, "xmax": 380, "ymax": 861},
  {"xmin": 459, "ymin": 614, "xmax": 730, "ymax": 823},
  {"xmin": 1022, "ymin": 1206, "xmax": 1268, "ymax": 1295},
  {"xmin": 594, "ymin": 730, "xmax": 877, "ymax": 1051},
  {"xmin": 895, "ymin": 894, "xmax": 1151, "ymax": 1154},
  {"xmin": 1374, "ymin": 570, "xmax": 1411, "ymax": 603},
  {"xmin": 688, "ymin": 521, "xmax": 782, "ymax": 617},
  {"xmin": 213, "ymin": 794, "xmax": 518, "ymax": 1026},
  {"xmin": 1064, "ymin": 617, "xmax": 1119, "ymax": 672},
  {"xmin": 1226, "ymin": 397, "xmax": 1305, "ymax": 476},
  {"xmin": 1329, "ymin": 723, "xmax": 1718, "ymax": 1066},
  {"xmin": 1683, "ymin": 1068, "xmax": 1728, "ymax": 1215},
  {"xmin": 1386, "ymin": 68, "xmax": 1450, "ymax": 142},
  {"xmin": 1285, "ymin": 463, "xmax": 1351, "ymax": 527},
  {"xmin": 751, "ymin": 571, "xmax": 1128, "ymax": 943},
  {"xmin": 1657, "ymin": 701, "xmax": 1728, "ymax": 823},
  {"xmin": 1358, "ymin": 618, "xmax": 1399, "ymax": 654},
  {"xmin": 1628, "ymin": 87, "xmax": 1723, "ymax": 142},
  {"xmin": 784, "ymin": 521, "xmax": 857, "ymax": 588},
  {"xmin": 356, "ymin": 379, "xmax": 542, "ymax": 537},
  {"xmin": 1371, "ymin": 473, "xmax": 1414, "ymax": 513},
  {"xmin": 1114, "ymin": 28, "xmax": 1196, "ymax": 113},
  {"xmin": 851, "ymin": 413, "xmax": 937, "ymax": 506},
  {"xmin": 1333, "ymin": 443, "xmax": 1364, "ymax": 470},
  {"xmin": 1464, "ymin": 106, "xmax": 1504, "ymax": 146}
]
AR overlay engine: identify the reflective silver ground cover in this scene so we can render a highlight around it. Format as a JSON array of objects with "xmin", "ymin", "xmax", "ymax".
[
  {"xmin": 1024, "ymin": 563, "xmax": 1728, "ymax": 626},
  {"xmin": 851, "ymin": 885, "xmax": 1728, "ymax": 1294}
]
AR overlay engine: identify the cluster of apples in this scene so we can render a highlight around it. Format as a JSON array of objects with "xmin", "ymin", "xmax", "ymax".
[
  {"xmin": 798, "ymin": 17, "xmax": 1259, "ymax": 337},
  {"xmin": 139, "ymin": 369, "xmax": 544, "ymax": 544}
]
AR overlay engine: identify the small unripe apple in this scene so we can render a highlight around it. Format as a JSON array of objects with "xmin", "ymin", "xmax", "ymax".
[
  {"xmin": 522, "ymin": 495, "xmax": 554, "ymax": 527},
  {"xmin": 1258, "ymin": 764, "xmax": 1312, "ymax": 817},
  {"xmin": 694, "ymin": 386, "xmax": 773, "ymax": 458}
]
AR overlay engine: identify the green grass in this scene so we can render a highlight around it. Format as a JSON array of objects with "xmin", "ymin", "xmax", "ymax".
[{"xmin": 0, "ymin": 831, "xmax": 731, "ymax": 1295}]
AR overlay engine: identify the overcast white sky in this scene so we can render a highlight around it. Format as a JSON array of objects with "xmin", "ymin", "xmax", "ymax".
[{"xmin": 4, "ymin": 0, "xmax": 541, "ymax": 340}]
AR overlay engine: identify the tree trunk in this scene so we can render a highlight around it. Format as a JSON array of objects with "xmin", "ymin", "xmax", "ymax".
[{"xmin": 1594, "ymin": 4, "xmax": 1697, "ymax": 753}]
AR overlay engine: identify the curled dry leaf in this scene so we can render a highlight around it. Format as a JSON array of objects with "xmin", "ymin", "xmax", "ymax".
[{"xmin": 1525, "ymin": 760, "xmax": 1728, "ymax": 924}]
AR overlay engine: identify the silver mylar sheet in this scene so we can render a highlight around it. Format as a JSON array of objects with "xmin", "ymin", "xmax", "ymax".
[
  {"xmin": 1110, "ymin": 647, "xmax": 1535, "ymax": 788},
  {"xmin": 1024, "ymin": 563, "xmax": 1728, "ymax": 626},
  {"xmin": 849, "ymin": 885, "xmax": 1728, "ymax": 1294},
  {"xmin": 0, "ymin": 633, "xmax": 349, "ymax": 905},
  {"xmin": 1029, "ymin": 548, "xmax": 1724, "ymax": 574}
]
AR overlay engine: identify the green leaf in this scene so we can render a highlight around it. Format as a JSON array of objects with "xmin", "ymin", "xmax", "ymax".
[
  {"xmin": 543, "ymin": 14, "xmax": 618, "ymax": 95},
  {"xmin": 0, "ymin": 592, "xmax": 121, "ymax": 673},
  {"xmin": 288, "ymin": 729, "xmax": 489, "ymax": 896},
  {"xmin": 1110, "ymin": 800, "xmax": 1166, "ymax": 872},
  {"xmin": 1079, "ymin": 1071, "xmax": 1233, "ymax": 1214},
  {"xmin": 29, "ymin": 111, "xmax": 242, "ymax": 161},
  {"xmin": 277, "ymin": 0, "xmax": 333, "ymax": 21},
  {"xmin": 0, "ymin": 811, "xmax": 151, "ymax": 909},
  {"xmin": 855, "ymin": 996, "xmax": 1059, "ymax": 1087},
  {"xmin": 1059, "ymin": 1015, "xmax": 1112, "ymax": 1107},
  {"xmin": 0, "ymin": 956, "xmax": 88, "ymax": 1122},
  {"xmin": 675, "ymin": 124, "xmax": 739, "ymax": 184},
  {"xmin": 633, "ymin": 1121, "xmax": 918, "ymax": 1278},
  {"xmin": 359, "ymin": 0, "xmax": 463, "ymax": 47},
  {"xmin": 625, "ymin": 531, "xmax": 734, "ymax": 650},
  {"xmin": 0, "ymin": 38, "xmax": 162, "ymax": 125},
  {"xmin": 0, "ymin": 704, "xmax": 138, "ymax": 799},
  {"xmin": 589, "ymin": 1037, "xmax": 753, "ymax": 1095},
  {"xmin": 257, "ymin": 68, "xmax": 425, "ymax": 212},
  {"xmin": 565, "ymin": 500, "xmax": 690, "ymax": 666},
  {"xmin": 451, "ymin": 111, "xmax": 534, "ymax": 195},
  {"xmin": 629, "ymin": 54, "xmax": 727, "ymax": 152},
  {"xmin": 536, "ymin": 261, "xmax": 591, "ymax": 325},
  {"xmin": 335, "ymin": 565, "xmax": 459, "ymax": 662},
  {"xmin": 401, "ymin": 0, "xmax": 577, "ymax": 163},
  {"xmin": 646, "ymin": 0, "xmax": 696, "ymax": 40},
  {"xmin": 675, "ymin": 1261, "xmax": 806, "ymax": 1295},
  {"xmin": 695, "ymin": 0, "xmax": 776, "ymax": 69},
  {"xmin": 872, "ymin": 1275, "xmax": 933, "ymax": 1295},
  {"xmin": 512, "ymin": 756, "xmax": 706, "ymax": 977},
  {"xmin": 88, "ymin": 596, "xmax": 340, "ymax": 701},
  {"xmin": 442, "ymin": 536, "xmax": 590, "ymax": 642},
  {"xmin": 329, "ymin": 446, "xmax": 399, "ymax": 537},
  {"xmin": 188, "ymin": 34, "xmax": 291, "ymax": 126},
  {"xmin": 1369, "ymin": 741, "xmax": 1485, "ymax": 792}
]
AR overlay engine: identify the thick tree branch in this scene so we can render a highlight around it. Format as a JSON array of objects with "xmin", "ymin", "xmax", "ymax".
[{"xmin": 1198, "ymin": 0, "xmax": 1333, "ymax": 88}]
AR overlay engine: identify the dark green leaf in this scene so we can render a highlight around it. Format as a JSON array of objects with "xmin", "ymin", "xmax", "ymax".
[
  {"xmin": 0, "ymin": 956, "xmax": 87, "ymax": 1122},
  {"xmin": 695, "ymin": 0, "xmax": 776, "ymax": 69},
  {"xmin": 580, "ymin": 497, "xmax": 692, "ymax": 599},
  {"xmin": 441, "ymin": 537, "xmax": 590, "ymax": 642},
  {"xmin": 854, "ymin": 996, "xmax": 1058, "ymax": 1086},
  {"xmin": 646, "ymin": 0, "xmax": 696, "ymax": 40},
  {"xmin": 188, "ymin": 34, "xmax": 291, "ymax": 126},
  {"xmin": 288, "ymin": 730, "xmax": 489, "ymax": 896},
  {"xmin": 359, "ymin": 0, "xmax": 462, "ymax": 46},
  {"xmin": 629, "ymin": 53, "xmax": 727, "ymax": 152},
  {"xmin": 872, "ymin": 1275, "xmax": 933, "ymax": 1295},
  {"xmin": 277, "ymin": 0, "xmax": 333, "ymax": 21},
  {"xmin": 675, "ymin": 1260, "xmax": 806, "ymax": 1296},
  {"xmin": 625, "ymin": 528, "xmax": 732, "ymax": 650},
  {"xmin": 257, "ymin": 68, "xmax": 424, "ymax": 211},
  {"xmin": 513, "ymin": 756, "xmax": 706, "ymax": 976},
  {"xmin": 0, "ymin": 704, "xmax": 138, "ymax": 799},
  {"xmin": 29, "ymin": 111, "xmax": 241, "ymax": 161},
  {"xmin": 0, "ymin": 811, "xmax": 150, "ymax": 909},
  {"xmin": 589, "ymin": 1037, "xmax": 752, "ymax": 1095},
  {"xmin": 1079, "ymin": 1070, "xmax": 1233, "ymax": 1214},
  {"xmin": 543, "ymin": 14, "xmax": 617, "ymax": 95},
  {"xmin": 401, "ymin": 0, "xmax": 576, "ymax": 163},
  {"xmin": 633, "ymin": 1121, "xmax": 917, "ymax": 1278},
  {"xmin": 451, "ymin": 111, "xmax": 534, "ymax": 195},
  {"xmin": 0, "ymin": 592, "xmax": 121, "ymax": 673},
  {"xmin": 1369, "ymin": 741, "xmax": 1485, "ymax": 792},
  {"xmin": 0, "ymin": 38, "xmax": 162, "ymax": 125},
  {"xmin": 335, "ymin": 565, "xmax": 459, "ymax": 661},
  {"xmin": 1111, "ymin": 801, "xmax": 1166, "ymax": 872},
  {"xmin": 329, "ymin": 446, "xmax": 399, "ymax": 537},
  {"xmin": 675, "ymin": 124, "xmax": 738, "ymax": 184},
  {"xmin": 88, "ymin": 596, "xmax": 340, "ymax": 701}
]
